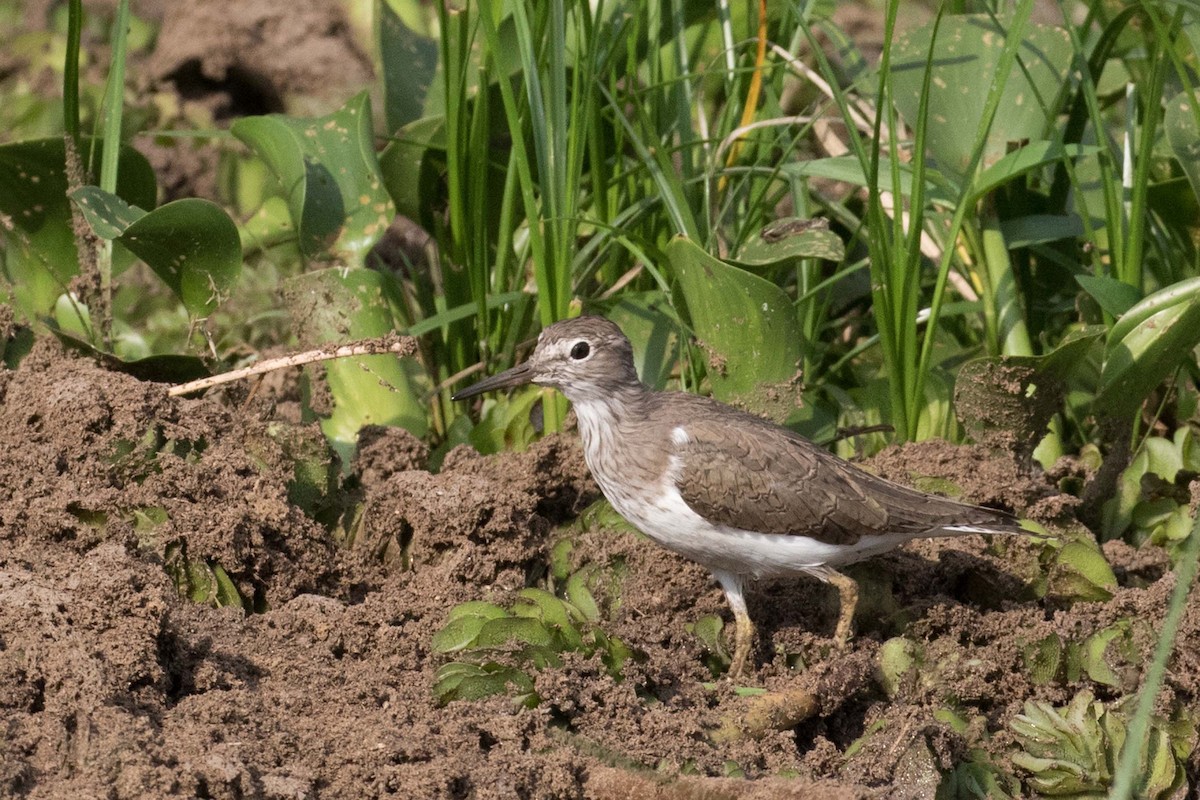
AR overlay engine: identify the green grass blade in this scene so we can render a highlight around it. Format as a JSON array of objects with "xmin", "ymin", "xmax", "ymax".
[{"xmin": 1109, "ymin": 512, "xmax": 1200, "ymax": 799}]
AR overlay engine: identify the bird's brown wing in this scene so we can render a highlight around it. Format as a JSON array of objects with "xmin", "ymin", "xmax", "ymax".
[{"xmin": 674, "ymin": 414, "xmax": 1014, "ymax": 545}]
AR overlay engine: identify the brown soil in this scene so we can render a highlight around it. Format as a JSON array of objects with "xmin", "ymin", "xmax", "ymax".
[
  {"xmin": 2, "ymin": 341, "xmax": 1198, "ymax": 799},
  {"xmin": 5, "ymin": 4, "xmax": 1199, "ymax": 798}
]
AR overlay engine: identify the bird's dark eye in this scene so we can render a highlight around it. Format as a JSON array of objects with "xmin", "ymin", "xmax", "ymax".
[{"xmin": 570, "ymin": 341, "xmax": 590, "ymax": 360}]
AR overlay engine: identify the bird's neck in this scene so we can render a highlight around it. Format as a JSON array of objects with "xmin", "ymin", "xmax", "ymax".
[{"xmin": 567, "ymin": 383, "xmax": 648, "ymax": 476}]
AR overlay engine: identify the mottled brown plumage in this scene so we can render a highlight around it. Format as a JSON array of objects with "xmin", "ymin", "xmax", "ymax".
[{"xmin": 454, "ymin": 316, "xmax": 1024, "ymax": 679}]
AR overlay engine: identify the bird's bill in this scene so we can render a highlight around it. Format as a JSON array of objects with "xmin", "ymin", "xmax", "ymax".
[{"xmin": 451, "ymin": 362, "xmax": 536, "ymax": 400}]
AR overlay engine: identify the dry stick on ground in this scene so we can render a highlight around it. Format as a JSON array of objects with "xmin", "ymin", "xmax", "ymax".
[{"xmin": 168, "ymin": 334, "xmax": 417, "ymax": 397}]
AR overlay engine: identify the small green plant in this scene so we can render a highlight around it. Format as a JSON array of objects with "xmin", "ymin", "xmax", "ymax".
[
  {"xmin": 1010, "ymin": 690, "xmax": 1196, "ymax": 798},
  {"xmin": 432, "ymin": 586, "xmax": 634, "ymax": 707},
  {"xmin": 164, "ymin": 540, "xmax": 245, "ymax": 610}
]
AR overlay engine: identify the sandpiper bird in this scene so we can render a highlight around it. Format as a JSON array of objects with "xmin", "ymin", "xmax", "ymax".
[{"xmin": 453, "ymin": 316, "xmax": 1024, "ymax": 679}]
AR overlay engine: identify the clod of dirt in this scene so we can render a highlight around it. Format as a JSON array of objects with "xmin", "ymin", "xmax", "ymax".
[
  {"xmin": 355, "ymin": 423, "xmax": 430, "ymax": 484},
  {"xmin": 953, "ymin": 358, "xmax": 1064, "ymax": 469}
]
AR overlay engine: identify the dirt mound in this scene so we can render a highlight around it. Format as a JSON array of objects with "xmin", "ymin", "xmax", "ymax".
[{"xmin": 1, "ymin": 343, "xmax": 1197, "ymax": 798}]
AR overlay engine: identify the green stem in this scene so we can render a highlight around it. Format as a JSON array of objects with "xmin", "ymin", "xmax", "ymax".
[
  {"xmin": 64, "ymin": 0, "xmax": 82, "ymax": 146},
  {"xmin": 98, "ymin": 0, "xmax": 132, "ymax": 346}
]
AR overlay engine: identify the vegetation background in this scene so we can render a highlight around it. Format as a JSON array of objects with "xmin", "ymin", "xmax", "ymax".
[{"xmin": 2, "ymin": 0, "xmax": 1200, "ymax": 795}]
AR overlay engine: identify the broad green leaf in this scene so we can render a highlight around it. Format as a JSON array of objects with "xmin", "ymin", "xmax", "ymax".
[
  {"xmin": 378, "ymin": 0, "xmax": 439, "ymax": 133},
  {"xmin": 665, "ymin": 237, "xmax": 803, "ymax": 421},
  {"xmin": 467, "ymin": 386, "xmax": 543, "ymax": 455},
  {"xmin": 50, "ymin": 323, "xmax": 210, "ymax": 383},
  {"xmin": 71, "ymin": 187, "xmax": 241, "ymax": 316},
  {"xmin": 733, "ymin": 218, "xmax": 846, "ymax": 267},
  {"xmin": 892, "ymin": 16, "xmax": 1073, "ymax": 179},
  {"xmin": 72, "ymin": 185, "xmax": 145, "ymax": 235},
  {"xmin": 379, "ymin": 115, "xmax": 446, "ymax": 228},
  {"xmin": 232, "ymin": 91, "xmax": 393, "ymax": 262},
  {"xmin": 1076, "ymin": 275, "xmax": 1142, "ymax": 318},
  {"xmin": 600, "ymin": 293, "xmax": 680, "ymax": 391},
  {"xmin": 1000, "ymin": 214, "xmax": 1084, "ymax": 248},
  {"xmin": 1097, "ymin": 278, "xmax": 1200, "ymax": 419},
  {"xmin": 1164, "ymin": 90, "xmax": 1200, "ymax": 206},
  {"xmin": 0, "ymin": 137, "xmax": 155, "ymax": 317},
  {"xmin": 782, "ymin": 155, "xmax": 953, "ymax": 205},
  {"xmin": 969, "ymin": 142, "xmax": 1097, "ymax": 204},
  {"xmin": 282, "ymin": 267, "xmax": 428, "ymax": 461}
]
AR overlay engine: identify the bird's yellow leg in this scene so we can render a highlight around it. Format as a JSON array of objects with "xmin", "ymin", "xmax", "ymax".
[
  {"xmin": 827, "ymin": 570, "xmax": 859, "ymax": 648},
  {"xmin": 713, "ymin": 570, "xmax": 756, "ymax": 680}
]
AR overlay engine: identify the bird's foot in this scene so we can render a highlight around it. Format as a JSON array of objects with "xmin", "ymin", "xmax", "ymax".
[
  {"xmin": 726, "ymin": 612, "xmax": 757, "ymax": 682},
  {"xmin": 828, "ymin": 570, "xmax": 859, "ymax": 649}
]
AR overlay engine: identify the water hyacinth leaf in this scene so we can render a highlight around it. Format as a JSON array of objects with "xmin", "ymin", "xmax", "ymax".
[
  {"xmin": 0, "ymin": 137, "xmax": 155, "ymax": 317},
  {"xmin": 71, "ymin": 188, "xmax": 242, "ymax": 316},
  {"xmin": 232, "ymin": 91, "xmax": 392, "ymax": 262},
  {"xmin": 968, "ymin": 142, "xmax": 1098, "ymax": 204},
  {"xmin": 1164, "ymin": 90, "xmax": 1200, "ymax": 205},
  {"xmin": 1097, "ymin": 277, "xmax": 1200, "ymax": 419},
  {"xmin": 733, "ymin": 217, "xmax": 846, "ymax": 267},
  {"xmin": 377, "ymin": 0, "xmax": 439, "ymax": 133},
  {"xmin": 282, "ymin": 266, "xmax": 428, "ymax": 458},
  {"xmin": 665, "ymin": 237, "xmax": 803, "ymax": 421},
  {"xmin": 1076, "ymin": 275, "xmax": 1143, "ymax": 318},
  {"xmin": 378, "ymin": 114, "xmax": 445, "ymax": 226},
  {"xmin": 892, "ymin": 16, "xmax": 1073, "ymax": 179},
  {"xmin": 782, "ymin": 155, "xmax": 953, "ymax": 205}
]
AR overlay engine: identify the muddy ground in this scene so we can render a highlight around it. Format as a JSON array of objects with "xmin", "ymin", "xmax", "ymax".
[
  {"xmin": 2, "ymin": 330, "xmax": 1199, "ymax": 800},
  {"xmin": 4, "ymin": 2, "xmax": 1200, "ymax": 798}
]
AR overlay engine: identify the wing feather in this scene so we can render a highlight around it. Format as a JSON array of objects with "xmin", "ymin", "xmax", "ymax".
[{"xmin": 673, "ymin": 413, "xmax": 1014, "ymax": 545}]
